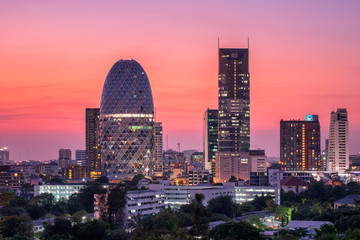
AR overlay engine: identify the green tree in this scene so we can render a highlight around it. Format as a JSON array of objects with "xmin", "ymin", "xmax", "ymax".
[
  {"xmin": 251, "ymin": 195, "xmax": 273, "ymax": 211},
  {"xmin": 72, "ymin": 183, "xmax": 108, "ymax": 213},
  {"xmin": 209, "ymin": 221, "xmax": 265, "ymax": 240},
  {"xmin": 190, "ymin": 193, "xmax": 211, "ymax": 237},
  {"xmin": 347, "ymin": 182, "xmax": 360, "ymax": 194},
  {"xmin": 314, "ymin": 224, "xmax": 338, "ymax": 240},
  {"xmin": 106, "ymin": 228, "xmax": 129, "ymax": 240},
  {"xmin": 343, "ymin": 228, "xmax": 360, "ymax": 240},
  {"xmin": 131, "ymin": 208, "xmax": 186, "ymax": 240},
  {"xmin": 31, "ymin": 193, "xmax": 55, "ymax": 212},
  {"xmin": 275, "ymin": 205, "xmax": 292, "ymax": 227},
  {"xmin": 228, "ymin": 176, "xmax": 237, "ymax": 182},
  {"xmin": 40, "ymin": 216, "xmax": 72, "ymax": 240},
  {"xmin": 0, "ymin": 214, "xmax": 33, "ymax": 239},
  {"xmin": 72, "ymin": 219, "xmax": 109, "ymax": 240},
  {"xmin": 0, "ymin": 191, "xmax": 16, "ymax": 206},
  {"xmin": 207, "ymin": 195, "xmax": 235, "ymax": 218},
  {"xmin": 71, "ymin": 210, "xmax": 88, "ymax": 224},
  {"xmin": 106, "ymin": 184, "xmax": 127, "ymax": 228}
]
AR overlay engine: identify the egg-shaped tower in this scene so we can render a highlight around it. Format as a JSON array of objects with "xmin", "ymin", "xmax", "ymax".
[{"xmin": 100, "ymin": 60, "xmax": 154, "ymax": 179}]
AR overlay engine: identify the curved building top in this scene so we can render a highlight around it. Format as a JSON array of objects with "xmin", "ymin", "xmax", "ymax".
[{"xmin": 100, "ymin": 59, "xmax": 154, "ymax": 115}]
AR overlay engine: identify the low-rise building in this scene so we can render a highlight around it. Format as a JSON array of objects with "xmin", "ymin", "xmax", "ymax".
[
  {"xmin": 333, "ymin": 194, "xmax": 360, "ymax": 209},
  {"xmin": 250, "ymin": 172, "xmax": 269, "ymax": 186},
  {"xmin": 0, "ymin": 171, "xmax": 25, "ymax": 191},
  {"xmin": 126, "ymin": 190, "xmax": 165, "ymax": 220},
  {"xmin": 163, "ymin": 184, "xmax": 234, "ymax": 208},
  {"xmin": 280, "ymin": 176, "xmax": 308, "ymax": 194},
  {"xmin": 38, "ymin": 162, "xmax": 59, "ymax": 175},
  {"xmin": 189, "ymin": 169, "xmax": 209, "ymax": 185},
  {"xmin": 34, "ymin": 183, "xmax": 111, "ymax": 201},
  {"xmin": 94, "ymin": 189, "xmax": 165, "ymax": 222},
  {"xmin": 234, "ymin": 186, "xmax": 280, "ymax": 205}
]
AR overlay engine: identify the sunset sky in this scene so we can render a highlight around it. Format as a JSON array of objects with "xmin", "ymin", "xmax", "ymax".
[{"xmin": 1, "ymin": 0, "xmax": 359, "ymax": 161}]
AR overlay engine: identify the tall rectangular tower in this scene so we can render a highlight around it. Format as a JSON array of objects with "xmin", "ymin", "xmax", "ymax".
[
  {"xmin": 86, "ymin": 108, "xmax": 101, "ymax": 179},
  {"xmin": 153, "ymin": 122, "xmax": 163, "ymax": 176},
  {"xmin": 327, "ymin": 108, "xmax": 349, "ymax": 172},
  {"xmin": 204, "ymin": 109, "xmax": 218, "ymax": 176},
  {"xmin": 59, "ymin": 149, "xmax": 71, "ymax": 169},
  {"xmin": 280, "ymin": 115, "xmax": 321, "ymax": 171},
  {"xmin": 218, "ymin": 48, "xmax": 250, "ymax": 153}
]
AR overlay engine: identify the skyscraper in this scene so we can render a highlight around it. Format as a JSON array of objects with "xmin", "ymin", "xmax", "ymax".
[
  {"xmin": 280, "ymin": 115, "xmax": 321, "ymax": 171},
  {"xmin": 204, "ymin": 109, "xmax": 218, "ymax": 176},
  {"xmin": 327, "ymin": 108, "xmax": 349, "ymax": 172},
  {"xmin": 100, "ymin": 60, "xmax": 154, "ymax": 179},
  {"xmin": 218, "ymin": 48, "xmax": 250, "ymax": 153},
  {"xmin": 86, "ymin": 108, "xmax": 101, "ymax": 179},
  {"xmin": 75, "ymin": 150, "xmax": 86, "ymax": 166},
  {"xmin": 59, "ymin": 149, "xmax": 71, "ymax": 169},
  {"xmin": 0, "ymin": 147, "xmax": 9, "ymax": 165},
  {"xmin": 216, "ymin": 47, "xmax": 250, "ymax": 182},
  {"xmin": 153, "ymin": 122, "xmax": 163, "ymax": 176},
  {"xmin": 322, "ymin": 139, "xmax": 329, "ymax": 171}
]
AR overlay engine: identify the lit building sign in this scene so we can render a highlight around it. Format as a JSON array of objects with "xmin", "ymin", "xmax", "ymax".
[{"xmin": 305, "ymin": 115, "xmax": 313, "ymax": 121}]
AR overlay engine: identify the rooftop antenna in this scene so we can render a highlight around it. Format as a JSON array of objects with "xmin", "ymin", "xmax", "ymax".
[{"xmin": 177, "ymin": 137, "xmax": 180, "ymax": 153}]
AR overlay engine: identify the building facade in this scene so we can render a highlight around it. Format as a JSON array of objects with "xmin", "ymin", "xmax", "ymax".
[
  {"xmin": 218, "ymin": 48, "xmax": 250, "ymax": 153},
  {"xmin": 86, "ymin": 108, "xmax": 101, "ymax": 179},
  {"xmin": 204, "ymin": 109, "xmax": 218, "ymax": 176},
  {"xmin": 59, "ymin": 149, "xmax": 71, "ymax": 170},
  {"xmin": 153, "ymin": 122, "xmax": 163, "ymax": 176},
  {"xmin": 327, "ymin": 108, "xmax": 349, "ymax": 172},
  {"xmin": 75, "ymin": 150, "xmax": 86, "ymax": 166},
  {"xmin": 188, "ymin": 168, "xmax": 210, "ymax": 185},
  {"xmin": 280, "ymin": 115, "xmax": 321, "ymax": 171},
  {"xmin": 100, "ymin": 60, "xmax": 155, "ymax": 179},
  {"xmin": 0, "ymin": 147, "xmax": 9, "ymax": 164}
]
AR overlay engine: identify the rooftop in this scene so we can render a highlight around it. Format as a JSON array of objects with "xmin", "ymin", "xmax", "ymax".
[
  {"xmin": 333, "ymin": 194, "xmax": 360, "ymax": 204},
  {"xmin": 285, "ymin": 220, "xmax": 332, "ymax": 230},
  {"xmin": 281, "ymin": 176, "xmax": 308, "ymax": 186}
]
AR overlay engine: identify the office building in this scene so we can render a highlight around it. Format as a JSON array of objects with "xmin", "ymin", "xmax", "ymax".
[
  {"xmin": 0, "ymin": 172, "xmax": 25, "ymax": 191},
  {"xmin": 215, "ymin": 152, "xmax": 250, "ymax": 182},
  {"xmin": 153, "ymin": 122, "xmax": 163, "ymax": 176},
  {"xmin": 322, "ymin": 139, "xmax": 329, "ymax": 171},
  {"xmin": 249, "ymin": 149, "xmax": 267, "ymax": 172},
  {"xmin": 218, "ymin": 48, "xmax": 250, "ymax": 153},
  {"xmin": 0, "ymin": 147, "xmax": 9, "ymax": 164},
  {"xmin": 234, "ymin": 186, "xmax": 280, "ymax": 205},
  {"xmin": 59, "ymin": 149, "xmax": 71, "ymax": 169},
  {"xmin": 190, "ymin": 152, "xmax": 204, "ymax": 165},
  {"xmin": 75, "ymin": 150, "xmax": 86, "ymax": 166},
  {"xmin": 86, "ymin": 108, "xmax": 101, "ymax": 179},
  {"xmin": 216, "ymin": 47, "xmax": 250, "ymax": 183},
  {"xmin": 100, "ymin": 60, "xmax": 154, "ymax": 179},
  {"xmin": 204, "ymin": 109, "xmax": 218, "ymax": 176},
  {"xmin": 64, "ymin": 165, "xmax": 87, "ymax": 180},
  {"xmin": 34, "ymin": 183, "xmax": 111, "ymax": 201},
  {"xmin": 327, "ymin": 108, "xmax": 349, "ymax": 172},
  {"xmin": 188, "ymin": 168, "xmax": 209, "ymax": 185},
  {"xmin": 94, "ymin": 189, "xmax": 165, "ymax": 221},
  {"xmin": 280, "ymin": 115, "xmax": 321, "ymax": 171}
]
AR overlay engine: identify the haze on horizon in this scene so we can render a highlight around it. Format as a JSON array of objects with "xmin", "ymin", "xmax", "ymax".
[{"xmin": 1, "ymin": 0, "xmax": 360, "ymax": 161}]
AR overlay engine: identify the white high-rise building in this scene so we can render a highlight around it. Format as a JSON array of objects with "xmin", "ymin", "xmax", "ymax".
[{"xmin": 327, "ymin": 108, "xmax": 349, "ymax": 172}]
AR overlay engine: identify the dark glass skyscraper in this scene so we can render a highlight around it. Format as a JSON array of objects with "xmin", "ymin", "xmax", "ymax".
[
  {"xmin": 218, "ymin": 48, "xmax": 250, "ymax": 153},
  {"xmin": 280, "ymin": 115, "xmax": 321, "ymax": 171},
  {"xmin": 86, "ymin": 108, "xmax": 101, "ymax": 179},
  {"xmin": 100, "ymin": 60, "xmax": 154, "ymax": 179},
  {"xmin": 204, "ymin": 109, "xmax": 218, "ymax": 176}
]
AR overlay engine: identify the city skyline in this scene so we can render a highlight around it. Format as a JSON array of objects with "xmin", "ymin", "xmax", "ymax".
[{"xmin": 1, "ymin": 1, "xmax": 360, "ymax": 161}]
